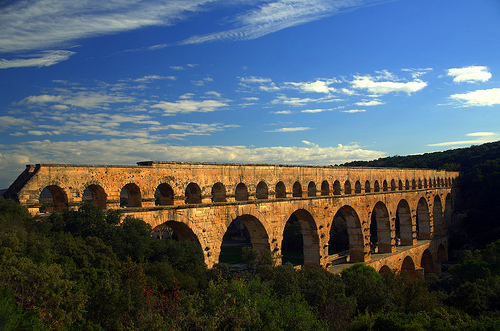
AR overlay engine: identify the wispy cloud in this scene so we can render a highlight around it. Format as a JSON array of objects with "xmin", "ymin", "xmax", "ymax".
[
  {"xmin": 447, "ymin": 66, "xmax": 492, "ymax": 83},
  {"xmin": 0, "ymin": 50, "xmax": 75, "ymax": 69},
  {"xmin": 266, "ymin": 127, "xmax": 311, "ymax": 132},
  {"xmin": 152, "ymin": 99, "xmax": 229, "ymax": 115},
  {"xmin": 342, "ymin": 109, "xmax": 366, "ymax": 113},
  {"xmin": 450, "ymin": 88, "xmax": 500, "ymax": 107},
  {"xmin": 350, "ymin": 70, "xmax": 427, "ymax": 95},
  {"xmin": 428, "ymin": 132, "xmax": 499, "ymax": 147}
]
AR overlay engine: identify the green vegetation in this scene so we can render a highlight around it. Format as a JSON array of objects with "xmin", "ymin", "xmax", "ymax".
[{"xmin": 0, "ymin": 198, "xmax": 499, "ymax": 330}]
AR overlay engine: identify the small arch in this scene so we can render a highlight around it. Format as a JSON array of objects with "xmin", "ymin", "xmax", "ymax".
[
  {"xmin": 156, "ymin": 183, "xmax": 174, "ymax": 206},
  {"xmin": 379, "ymin": 265, "xmax": 392, "ymax": 274},
  {"xmin": 84, "ymin": 184, "xmax": 107, "ymax": 209},
  {"xmin": 275, "ymin": 181, "xmax": 286, "ymax": 198},
  {"xmin": 39, "ymin": 185, "xmax": 68, "ymax": 213},
  {"xmin": 434, "ymin": 178, "xmax": 438, "ymax": 187},
  {"xmin": 235, "ymin": 183, "xmax": 249, "ymax": 201},
  {"xmin": 412, "ymin": 179, "xmax": 416, "ymax": 190},
  {"xmin": 256, "ymin": 181, "xmax": 268, "ymax": 200},
  {"xmin": 293, "ymin": 181, "xmax": 302, "ymax": 197},
  {"xmin": 185, "ymin": 183, "xmax": 202, "ymax": 204},
  {"xmin": 424, "ymin": 179, "xmax": 428, "ymax": 188},
  {"xmin": 444, "ymin": 193, "xmax": 453, "ymax": 231},
  {"xmin": 405, "ymin": 180, "xmax": 410, "ymax": 190},
  {"xmin": 418, "ymin": 179, "xmax": 422, "ymax": 189},
  {"xmin": 365, "ymin": 180, "xmax": 371, "ymax": 193},
  {"xmin": 355, "ymin": 181, "xmax": 362, "ymax": 194},
  {"xmin": 307, "ymin": 181, "xmax": 316, "ymax": 197},
  {"xmin": 401, "ymin": 256, "xmax": 417, "ymax": 279},
  {"xmin": 421, "ymin": 250, "xmax": 437, "ymax": 276},
  {"xmin": 374, "ymin": 180, "xmax": 380, "ymax": 192},
  {"xmin": 344, "ymin": 180, "xmax": 351, "ymax": 195},
  {"xmin": 382, "ymin": 180, "xmax": 388, "ymax": 191},
  {"xmin": 212, "ymin": 182, "xmax": 226, "ymax": 203},
  {"xmin": 390, "ymin": 179, "xmax": 396, "ymax": 191},
  {"xmin": 398, "ymin": 180, "xmax": 403, "ymax": 191},
  {"xmin": 121, "ymin": 183, "xmax": 142, "ymax": 207},
  {"xmin": 333, "ymin": 180, "xmax": 341, "ymax": 195},
  {"xmin": 321, "ymin": 180, "xmax": 330, "ymax": 196}
]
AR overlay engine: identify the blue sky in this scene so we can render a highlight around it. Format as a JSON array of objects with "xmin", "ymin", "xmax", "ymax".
[{"xmin": 1, "ymin": 0, "xmax": 500, "ymax": 188}]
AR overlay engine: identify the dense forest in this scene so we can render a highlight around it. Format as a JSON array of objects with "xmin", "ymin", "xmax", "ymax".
[{"xmin": 1, "ymin": 141, "xmax": 499, "ymax": 330}]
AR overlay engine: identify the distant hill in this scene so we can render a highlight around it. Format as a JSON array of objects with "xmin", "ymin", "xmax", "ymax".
[{"xmin": 344, "ymin": 141, "xmax": 500, "ymax": 249}]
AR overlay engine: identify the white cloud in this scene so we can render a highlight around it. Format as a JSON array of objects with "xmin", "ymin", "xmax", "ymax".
[
  {"xmin": 342, "ymin": 109, "xmax": 366, "ymax": 113},
  {"xmin": 428, "ymin": 132, "xmax": 499, "ymax": 147},
  {"xmin": 447, "ymin": 66, "xmax": 492, "ymax": 83},
  {"xmin": 133, "ymin": 75, "xmax": 176, "ymax": 82},
  {"xmin": 272, "ymin": 110, "xmax": 292, "ymax": 114},
  {"xmin": 286, "ymin": 79, "xmax": 337, "ymax": 94},
  {"xmin": 152, "ymin": 99, "xmax": 228, "ymax": 115},
  {"xmin": 266, "ymin": 127, "xmax": 311, "ymax": 132},
  {"xmin": 0, "ymin": 116, "xmax": 32, "ymax": 128},
  {"xmin": 0, "ymin": 50, "xmax": 75, "ymax": 69},
  {"xmin": 301, "ymin": 108, "xmax": 331, "ymax": 113},
  {"xmin": 271, "ymin": 95, "xmax": 334, "ymax": 106},
  {"xmin": 20, "ymin": 91, "xmax": 135, "ymax": 110},
  {"xmin": 0, "ymin": 138, "xmax": 385, "ymax": 188},
  {"xmin": 450, "ymin": 88, "xmax": 500, "ymax": 107},
  {"xmin": 355, "ymin": 100, "xmax": 384, "ymax": 106},
  {"xmin": 350, "ymin": 74, "xmax": 427, "ymax": 95}
]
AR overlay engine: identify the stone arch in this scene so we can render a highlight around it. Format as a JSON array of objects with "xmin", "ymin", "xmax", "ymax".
[
  {"xmin": 292, "ymin": 181, "xmax": 302, "ymax": 197},
  {"xmin": 154, "ymin": 221, "xmax": 201, "ymax": 243},
  {"xmin": 275, "ymin": 181, "xmax": 286, "ymax": 198},
  {"xmin": 405, "ymin": 180, "xmax": 410, "ymax": 190},
  {"xmin": 121, "ymin": 183, "xmax": 142, "ymax": 207},
  {"xmin": 333, "ymin": 205, "xmax": 365, "ymax": 262},
  {"xmin": 212, "ymin": 182, "xmax": 226, "ymax": 202},
  {"xmin": 421, "ymin": 249, "xmax": 437, "ymax": 276},
  {"xmin": 370, "ymin": 201, "xmax": 393, "ymax": 253},
  {"xmin": 156, "ymin": 183, "xmax": 174, "ymax": 206},
  {"xmin": 235, "ymin": 183, "xmax": 249, "ymax": 201},
  {"xmin": 307, "ymin": 181, "xmax": 316, "ymax": 197},
  {"xmin": 379, "ymin": 265, "xmax": 392, "ymax": 274},
  {"xmin": 424, "ymin": 178, "xmax": 428, "ymax": 188},
  {"xmin": 391, "ymin": 179, "xmax": 396, "ymax": 191},
  {"xmin": 396, "ymin": 199, "xmax": 414, "ymax": 246},
  {"xmin": 355, "ymin": 181, "xmax": 362, "ymax": 194},
  {"xmin": 418, "ymin": 179, "xmax": 422, "ymax": 189},
  {"xmin": 374, "ymin": 180, "xmax": 380, "ymax": 192},
  {"xmin": 39, "ymin": 184, "xmax": 68, "ymax": 213},
  {"xmin": 417, "ymin": 197, "xmax": 432, "ymax": 239},
  {"xmin": 321, "ymin": 180, "xmax": 330, "ymax": 196},
  {"xmin": 398, "ymin": 180, "xmax": 403, "ymax": 191},
  {"xmin": 344, "ymin": 180, "xmax": 351, "ymax": 195},
  {"xmin": 282, "ymin": 209, "xmax": 320, "ymax": 267},
  {"xmin": 444, "ymin": 193, "xmax": 453, "ymax": 230},
  {"xmin": 412, "ymin": 179, "xmax": 416, "ymax": 190},
  {"xmin": 333, "ymin": 180, "xmax": 341, "ymax": 195},
  {"xmin": 83, "ymin": 183, "xmax": 107, "ymax": 209},
  {"xmin": 185, "ymin": 182, "xmax": 202, "ymax": 204},
  {"xmin": 433, "ymin": 195, "xmax": 444, "ymax": 235},
  {"xmin": 382, "ymin": 180, "xmax": 388, "ymax": 191},
  {"xmin": 436, "ymin": 177, "xmax": 441, "ymax": 187},
  {"xmin": 437, "ymin": 244, "xmax": 448, "ymax": 262},
  {"xmin": 256, "ymin": 181, "xmax": 268, "ymax": 200},
  {"xmin": 433, "ymin": 178, "xmax": 437, "ymax": 187},
  {"xmin": 401, "ymin": 256, "xmax": 417, "ymax": 279},
  {"xmin": 365, "ymin": 180, "xmax": 371, "ymax": 193}
]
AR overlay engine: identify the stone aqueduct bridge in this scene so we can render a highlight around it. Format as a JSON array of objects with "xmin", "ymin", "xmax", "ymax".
[{"xmin": 5, "ymin": 161, "xmax": 459, "ymax": 275}]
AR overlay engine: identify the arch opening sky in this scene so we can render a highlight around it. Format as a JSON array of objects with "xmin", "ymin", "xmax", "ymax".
[{"xmin": 1, "ymin": 0, "xmax": 500, "ymax": 188}]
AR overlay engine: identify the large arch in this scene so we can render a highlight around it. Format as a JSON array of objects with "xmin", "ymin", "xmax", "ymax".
[
  {"xmin": 444, "ymin": 194, "xmax": 453, "ymax": 231},
  {"xmin": 282, "ymin": 209, "xmax": 320, "ymax": 267},
  {"xmin": 401, "ymin": 256, "xmax": 417, "ymax": 279},
  {"xmin": 121, "ymin": 183, "xmax": 142, "ymax": 207},
  {"xmin": 371, "ymin": 201, "xmax": 394, "ymax": 253},
  {"xmin": 212, "ymin": 182, "xmax": 226, "ymax": 202},
  {"xmin": 84, "ymin": 183, "xmax": 107, "ymax": 209},
  {"xmin": 156, "ymin": 183, "xmax": 174, "ymax": 206},
  {"xmin": 396, "ymin": 199, "xmax": 414, "ymax": 246},
  {"xmin": 417, "ymin": 197, "xmax": 432, "ymax": 239},
  {"xmin": 39, "ymin": 184, "xmax": 68, "ymax": 213},
  {"xmin": 437, "ymin": 244, "xmax": 448, "ymax": 262},
  {"xmin": 433, "ymin": 195, "xmax": 444, "ymax": 235},
  {"xmin": 421, "ymin": 249, "xmax": 437, "ymax": 276},
  {"xmin": 256, "ymin": 181, "xmax": 269, "ymax": 200},
  {"xmin": 333, "ymin": 205, "xmax": 365, "ymax": 262}
]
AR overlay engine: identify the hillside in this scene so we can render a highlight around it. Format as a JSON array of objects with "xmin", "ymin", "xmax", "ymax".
[{"xmin": 344, "ymin": 141, "xmax": 500, "ymax": 249}]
